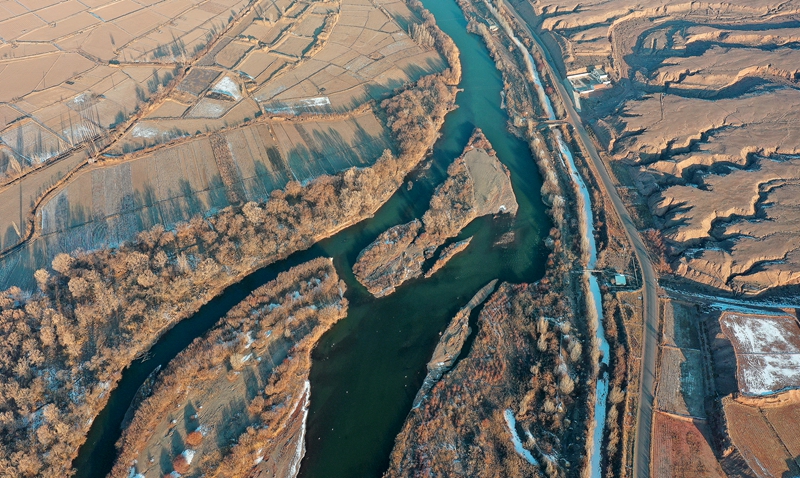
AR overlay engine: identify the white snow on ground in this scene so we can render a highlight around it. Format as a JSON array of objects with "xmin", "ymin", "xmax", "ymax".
[
  {"xmin": 485, "ymin": 2, "xmax": 608, "ymax": 474},
  {"xmin": 722, "ymin": 314, "xmax": 800, "ymax": 354},
  {"xmin": 262, "ymin": 96, "xmax": 331, "ymax": 114},
  {"xmin": 211, "ymin": 76, "xmax": 242, "ymax": 101},
  {"xmin": 287, "ymin": 380, "xmax": 311, "ymax": 478},
  {"xmin": 484, "ymin": 0, "xmax": 555, "ymax": 120},
  {"xmin": 740, "ymin": 353, "xmax": 800, "ymax": 395},
  {"xmin": 719, "ymin": 313, "xmax": 800, "ymax": 394},
  {"xmin": 297, "ymin": 96, "xmax": 331, "ymax": 107},
  {"xmin": 131, "ymin": 123, "xmax": 161, "ymax": 138},
  {"xmin": 181, "ymin": 449, "xmax": 195, "ymax": 464},
  {"xmin": 556, "ymin": 125, "xmax": 609, "ymax": 478},
  {"xmin": 504, "ymin": 409, "xmax": 539, "ymax": 466},
  {"xmin": 663, "ymin": 286, "xmax": 800, "ymax": 311}
]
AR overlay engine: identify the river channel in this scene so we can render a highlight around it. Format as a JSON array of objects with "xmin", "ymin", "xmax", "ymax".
[{"xmin": 74, "ymin": 0, "xmax": 551, "ymax": 475}]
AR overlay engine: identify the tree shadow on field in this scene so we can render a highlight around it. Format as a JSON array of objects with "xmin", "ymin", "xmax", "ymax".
[
  {"xmin": 184, "ymin": 402, "xmax": 198, "ymax": 430},
  {"xmin": 171, "ymin": 425, "xmax": 185, "ymax": 455},
  {"xmin": 216, "ymin": 398, "xmax": 248, "ymax": 450},
  {"xmin": 160, "ymin": 448, "xmax": 172, "ymax": 474},
  {"xmin": 3, "ymin": 225, "xmax": 19, "ymax": 250},
  {"xmin": 243, "ymin": 366, "xmax": 262, "ymax": 401},
  {"xmin": 783, "ymin": 456, "xmax": 800, "ymax": 477}
]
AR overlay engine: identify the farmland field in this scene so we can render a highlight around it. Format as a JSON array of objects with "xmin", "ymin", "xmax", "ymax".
[
  {"xmin": 0, "ymin": 0, "xmax": 448, "ymax": 293},
  {"xmin": 719, "ymin": 312, "xmax": 800, "ymax": 395},
  {"xmin": 0, "ymin": 0, "xmax": 252, "ymax": 178},
  {"xmin": 0, "ymin": 0, "xmax": 444, "ymax": 180},
  {"xmin": 651, "ymin": 412, "xmax": 724, "ymax": 478},
  {"xmin": 655, "ymin": 347, "xmax": 705, "ymax": 417},
  {"xmin": 723, "ymin": 396, "xmax": 800, "ymax": 478},
  {"xmin": 0, "ymin": 111, "xmax": 391, "ymax": 290}
]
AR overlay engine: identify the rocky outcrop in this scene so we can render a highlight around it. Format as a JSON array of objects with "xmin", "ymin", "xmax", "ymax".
[{"xmin": 353, "ymin": 129, "xmax": 516, "ymax": 297}]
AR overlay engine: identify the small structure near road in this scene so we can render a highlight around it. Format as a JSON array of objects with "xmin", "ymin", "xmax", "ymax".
[
  {"xmin": 566, "ymin": 66, "xmax": 611, "ymax": 111},
  {"xmin": 612, "ymin": 273, "xmax": 627, "ymax": 286}
]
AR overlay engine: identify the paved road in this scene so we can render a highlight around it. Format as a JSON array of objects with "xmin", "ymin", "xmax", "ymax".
[{"xmin": 501, "ymin": 4, "xmax": 659, "ymax": 477}]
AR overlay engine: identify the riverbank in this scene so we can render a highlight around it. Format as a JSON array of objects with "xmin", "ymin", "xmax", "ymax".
[
  {"xmin": 352, "ymin": 128, "xmax": 517, "ymax": 297},
  {"xmin": 110, "ymin": 258, "xmax": 345, "ymax": 478}
]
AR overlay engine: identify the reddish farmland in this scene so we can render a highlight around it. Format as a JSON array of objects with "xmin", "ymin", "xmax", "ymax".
[{"xmin": 651, "ymin": 412, "xmax": 724, "ymax": 478}]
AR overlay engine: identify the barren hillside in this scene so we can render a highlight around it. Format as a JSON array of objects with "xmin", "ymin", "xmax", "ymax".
[{"xmin": 517, "ymin": 0, "xmax": 800, "ymax": 294}]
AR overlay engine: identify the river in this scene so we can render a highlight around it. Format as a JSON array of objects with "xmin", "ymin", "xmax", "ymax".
[{"xmin": 73, "ymin": 0, "xmax": 552, "ymax": 475}]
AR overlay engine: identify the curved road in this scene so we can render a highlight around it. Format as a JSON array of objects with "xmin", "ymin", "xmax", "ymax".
[{"xmin": 500, "ymin": 3, "xmax": 659, "ymax": 477}]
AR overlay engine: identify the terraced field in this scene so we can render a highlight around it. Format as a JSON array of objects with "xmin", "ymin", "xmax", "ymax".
[{"xmin": 0, "ymin": 0, "xmax": 446, "ymax": 289}]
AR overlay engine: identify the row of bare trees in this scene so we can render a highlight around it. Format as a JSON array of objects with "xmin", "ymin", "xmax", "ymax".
[{"xmin": 0, "ymin": 74, "xmax": 458, "ymax": 478}]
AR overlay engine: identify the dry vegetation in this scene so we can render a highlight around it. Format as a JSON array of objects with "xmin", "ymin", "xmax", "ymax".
[
  {"xmin": 385, "ymin": 279, "xmax": 587, "ymax": 478},
  {"xmin": 111, "ymin": 257, "xmax": 346, "ymax": 478},
  {"xmin": 353, "ymin": 128, "xmax": 518, "ymax": 296},
  {"xmin": 412, "ymin": 279, "xmax": 498, "ymax": 407},
  {"xmin": 0, "ymin": 47, "xmax": 460, "ymax": 475},
  {"xmin": 0, "ymin": 0, "xmax": 462, "ymax": 475},
  {"xmin": 0, "ymin": 0, "xmax": 453, "ymax": 291},
  {"xmin": 651, "ymin": 412, "xmax": 725, "ymax": 478}
]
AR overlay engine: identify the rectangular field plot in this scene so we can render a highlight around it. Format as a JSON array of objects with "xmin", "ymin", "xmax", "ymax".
[
  {"xmin": 250, "ymin": 0, "xmax": 445, "ymax": 111},
  {"xmin": 720, "ymin": 312, "xmax": 800, "ymax": 395},
  {"xmin": 656, "ymin": 347, "xmax": 706, "ymax": 417},
  {"xmin": 651, "ymin": 412, "xmax": 724, "ymax": 478},
  {"xmin": 738, "ymin": 353, "xmax": 800, "ymax": 395},
  {"xmin": 661, "ymin": 300, "xmax": 702, "ymax": 349},
  {"xmin": 720, "ymin": 312, "xmax": 800, "ymax": 354},
  {"xmin": 33, "ymin": 109, "xmax": 391, "ymax": 255},
  {"xmin": 763, "ymin": 397, "xmax": 800, "ymax": 459},
  {"xmin": 724, "ymin": 398, "xmax": 800, "ymax": 478}
]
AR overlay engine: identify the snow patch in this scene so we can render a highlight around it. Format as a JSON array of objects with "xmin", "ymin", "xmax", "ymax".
[
  {"xmin": 286, "ymin": 380, "xmax": 311, "ymax": 478},
  {"xmin": 723, "ymin": 314, "xmax": 800, "ymax": 354},
  {"xmin": 181, "ymin": 449, "xmax": 195, "ymax": 465},
  {"xmin": 504, "ymin": 409, "xmax": 539, "ymax": 466},
  {"xmin": 211, "ymin": 76, "xmax": 242, "ymax": 101},
  {"xmin": 740, "ymin": 353, "xmax": 800, "ymax": 395},
  {"xmin": 131, "ymin": 123, "xmax": 161, "ymax": 139}
]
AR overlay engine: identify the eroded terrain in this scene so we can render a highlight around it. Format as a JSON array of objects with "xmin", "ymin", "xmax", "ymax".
[{"xmin": 518, "ymin": 0, "xmax": 800, "ymax": 294}]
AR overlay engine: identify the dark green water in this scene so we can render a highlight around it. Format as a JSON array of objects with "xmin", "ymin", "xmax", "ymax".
[
  {"xmin": 297, "ymin": 0, "xmax": 551, "ymax": 475},
  {"xmin": 74, "ymin": 0, "xmax": 550, "ymax": 475}
]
